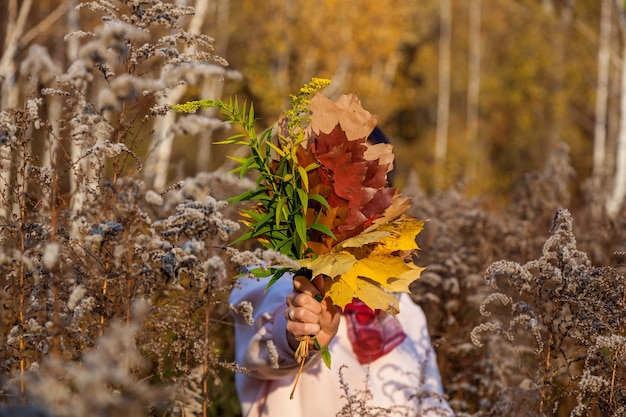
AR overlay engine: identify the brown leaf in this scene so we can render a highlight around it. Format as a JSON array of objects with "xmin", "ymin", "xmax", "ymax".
[
  {"xmin": 364, "ymin": 143, "xmax": 395, "ymax": 177},
  {"xmin": 363, "ymin": 194, "xmax": 413, "ymax": 232},
  {"xmin": 309, "ymin": 93, "xmax": 378, "ymax": 140}
]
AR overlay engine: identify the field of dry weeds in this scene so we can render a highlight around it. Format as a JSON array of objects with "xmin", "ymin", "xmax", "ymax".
[{"xmin": 1, "ymin": 1, "xmax": 625, "ymax": 416}]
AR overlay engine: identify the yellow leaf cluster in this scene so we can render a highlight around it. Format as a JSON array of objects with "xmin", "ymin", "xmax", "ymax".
[{"xmin": 298, "ymin": 218, "xmax": 425, "ymax": 314}]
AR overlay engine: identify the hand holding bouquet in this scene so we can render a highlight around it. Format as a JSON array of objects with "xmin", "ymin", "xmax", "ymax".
[{"xmin": 174, "ymin": 78, "xmax": 425, "ymax": 397}]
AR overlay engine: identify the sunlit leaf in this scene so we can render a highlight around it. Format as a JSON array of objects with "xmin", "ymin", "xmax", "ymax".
[
  {"xmin": 298, "ymin": 251, "xmax": 356, "ymax": 277},
  {"xmin": 309, "ymin": 222, "xmax": 335, "ymax": 240},
  {"xmin": 294, "ymin": 213, "xmax": 307, "ymax": 247},
  {"xmin": 322, "ymin": 276, "xmax": 355, "ymax": 309},
  {"xmin": 309, "ymin": 92, "xmax": 377, "ymax": 141},
  {"xmin": 267, "ymin": 140, "xmax": 286, "ymax": 158},
  {"xmin": 340, "ymin": 230, "xmax": 393, "ymax": 248},
  {"xmin": 355, "ymin": 277, "xmax": 400, "ymax": 316},
  {"xmin": 308, "ymin": 194, "xmax": 331, "ymax": 210},
  {"xmin": 297, "ymin": 166, "xmax": 310, "ymax": 191},
  {"xmin": 305, "ymin": 219, "xmax": 424, "ymax": 312},
  {"xmin": 296, "ymin": 188, "xmax": 309, "ymax": 213}
]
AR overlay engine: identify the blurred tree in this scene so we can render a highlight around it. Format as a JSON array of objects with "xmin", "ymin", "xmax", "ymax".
[
  {"xmin": 0, "ymin": 0, "xmax": 34, "ymax": 218},
  {"xmin": 463, "ymin": 0, "xmax": 595, "ymax": 202},
  {"xmin": 466, "ymin": 0, "xmax": 482, "ymax": 186},
  {"xmin": 607, "ymin": 0, "xmax": 626, "ymax": 216},
  {"xmin": 593, "ymin": 0, "xmax": 612, "ymax": 183},
  {"xmin": 226, "ymin": 0, "xmax": 417, "ymax": 124},
  {"xmin": 193, "ymin": 0, "xmax": 233, "ymax": 173},
  {"xmin": 545, "ymin": 0, "xmax": 574, "ymax": 148},
  {"xmin": 435, "ymin": 0, "xmax": 452, "ymax": 190},
  {"xmin": 0, "ymin": 0, "xmax": 614, "ymax": 207},
  {"xmin": 144, "ymin": 0, "xmax": 212, "ymax": 190}
]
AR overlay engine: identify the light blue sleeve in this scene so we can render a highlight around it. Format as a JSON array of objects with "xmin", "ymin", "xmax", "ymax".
[{"xmin": 229, "ymin": 274, "xmax": 322, "ymax": 380}]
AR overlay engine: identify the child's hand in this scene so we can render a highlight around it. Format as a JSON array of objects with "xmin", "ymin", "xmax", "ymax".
[{"xmin": 285, "ymin": 274, "xmax": 340, "ymax": 351}]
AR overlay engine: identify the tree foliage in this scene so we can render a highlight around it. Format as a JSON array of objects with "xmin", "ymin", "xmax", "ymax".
[{"xmin": 0, "ymin": 0, "xmax": 611, "ymax": 206}]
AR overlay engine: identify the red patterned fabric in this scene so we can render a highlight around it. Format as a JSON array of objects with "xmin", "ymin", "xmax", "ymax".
[{"xmin": 343, "ymin": 299, "xmax": 406, "ymax": 364}]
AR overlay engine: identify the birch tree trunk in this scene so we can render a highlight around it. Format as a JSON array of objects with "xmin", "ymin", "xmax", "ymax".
[
  {"xmin": 195, "ymin": 0, "xmax": 230, "ymax": 173},
  {"xmin": 435, "ymin": 0, "xmax": 451, "ymax": 190},
  {"xmin": 466, "ymin": 0, "xmax": 481, "ymax": 184},
  {"xmin": 0, "ymin": 0, "xmax": 33, "ymax": 218},
  {"xmin": 541, "ymin": 0, "xmax": 555, "ymax": 14},
  {"xmin": 548, "ymin": 1, "xmax": 574, "ymax": 148},
  {"xmin": 0, "ymin": 0, "xmax": 32, "ymax": 108},
  {"xmin": 144, "ymin": 0, "xmax": 210, "ymax": 190},
  {"xmin": 593, "ymin": 0, "xmax": 612, "ymax": 180},
  {"xmin": 28, "ymin": 4, "xmax": 71, "ymax": 205},
  {"xmin": 607, "ymin": 1, "xmax": 626, "ymax": 216},
  {"xmin": 274, "ymin": 0, "xmax": 295, "ymax": 110},
  {"xmin": 66, "ymin": 0, "xmax": 95, "ymax": 216}
]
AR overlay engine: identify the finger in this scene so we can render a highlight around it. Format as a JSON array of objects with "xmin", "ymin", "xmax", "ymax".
[
  {"xmin": 286, "ymin": 290, "xmax": 322, "ymax": 316},
  {"xmin": 293, "ymin": 275, "xmax": 322, "ymax": 301},
  {"xmin": 285, "ymin": 305, "xmax": 320, "ymax": 324},
  {"xmin": 311, "ymin": 275, "xmax": 326, "ymax": 300},
  {"xmin": 286, "ymin": 320, "xmax": 321, "ymax": 338},
  {"xmin": 286, "ymin": 292, "xmax": 296, "ymax": 307},
  {"xmin": 291, "ymin": 292, "xmax": 322, "ymax": 315}
]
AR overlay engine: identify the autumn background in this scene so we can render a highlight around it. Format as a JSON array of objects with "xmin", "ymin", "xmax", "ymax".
[{"xmin": 0, "ymin": 0, "xmax": 625, "ymax": 416}]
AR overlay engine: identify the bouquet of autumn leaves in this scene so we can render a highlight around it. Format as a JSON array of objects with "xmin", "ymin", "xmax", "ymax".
[{"xmin": 174, "ymin": 78, "xmax": 424, "ymax": 390}]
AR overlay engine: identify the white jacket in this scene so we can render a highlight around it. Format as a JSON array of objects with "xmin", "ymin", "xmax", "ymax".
[{"xmin": 229, "ymin": 274, "xmax": 454, "ymax": 417}]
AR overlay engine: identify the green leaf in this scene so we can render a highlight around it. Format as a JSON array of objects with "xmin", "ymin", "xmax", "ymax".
[
  {"xmin": 228, "ymin": 155, "xmax": 251, "ymax": 164},
  {"xmin": 264, "ymin": 267, "xmax": 291, "ymax": 291},
  {"xmin": 247, "ymin": 267, "xmax": 274, "ymax": 278},
  {"xmin": 314, "ymin": 339, "xmax": 331, "ymax": 369},
  {"xmin": 309, "ymin": 194, "xmax": 331, "ymax": 210},
  {"xmin": 229, "ymin": 230, "xmax": 255, "ymax": 246},
  {"xmin": 276, "ymin": 238, "xmax": 296, "ymax": 258},
  {"xmin": 267, "ymin": 141, "xmax": 286, "ymax": 158},
  {"xmin": 248, "ymin": 102, "xmax": 255, "ymax": 127},
  {"xmin": 251, "ymin": 214, "xmax": 275, "ymax": 233},
  {"xmin": 303, "ymin": 162, "xmax": 319, "ymax": 172},
  {"xmin": 213, "ymin": 133, "xmax": 249, "ymax": 145},
  {"xmin": 296, "ymin": 188, "xmax": 309, "ymax": 213},
  {"xmin": 297, "ymin": 166, "xmax": 309, "ymax": 191},
  {"xmin": 294, "ymin": 213, "xmax": 307, "ymax": 249},
  {"xmin": 226, "ymin": 188, "xmax": 265, "ymax": 204},
  {"xmin": 241, "ymin": 209, "xmax": 270, "ymax": 223},
  {"xmin": 310, "ymin": 222, "xmax": 336, "ymax": 239},
  {"xmin": 275, "ymin": 197, "xmax": 287, "ymax": 226},
  {"xmin": 239, "ymin": 156, "xmax": 253, "ymax": 178}
]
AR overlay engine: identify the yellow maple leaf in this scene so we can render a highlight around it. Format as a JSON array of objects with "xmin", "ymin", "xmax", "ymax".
[
  {"xmin": 355, "ymin": 277, "xmax": 402, "ymax": 315},
  {"xmin": 298, "ymin": 218, "xmax": 425, "ymax": 314},
  {"xmin": 300, "ymin": 251, "xmax": 356, "ymax": 278},
  {"xmin": 320, "ymin": 276, "xmax": 355, "ymax": 311}
]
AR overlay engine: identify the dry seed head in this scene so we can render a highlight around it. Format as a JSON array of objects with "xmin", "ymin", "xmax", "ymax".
[
  {"xmin": 266, "ymin": 340, "xmax": 279, "ymax": 369},
  {"xmin": 42, "ymin": 242, "xmax": 60, "ymax": 270},
  {"xmin": 233, "ymin": 300, "xmax": 254, "ymax": 326},
  {"xmin": 471, "ymin": 321, "xmax": 502, "ymax": 347},
  {"xmin": 67, "ymin": 286, "xmax": 87, "ymax": 311}
]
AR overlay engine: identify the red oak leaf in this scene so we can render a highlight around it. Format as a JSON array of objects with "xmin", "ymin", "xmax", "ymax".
[{"xmin": 294, "ymin": 93, "xmax": 412, "ymax": 256}]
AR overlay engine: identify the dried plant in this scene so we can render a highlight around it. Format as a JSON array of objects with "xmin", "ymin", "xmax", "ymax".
[
  {"xmin": 1, "ymin": 1, "xmax": 247, "ymax": 416},
  {"xmin": 14, "ymin": 301, "xmax": 159, "ymax": 417},
  {"xmin": 470, "ymin": 208, "xmax": 626, "ymax": 416},
  {"xmin": 405, "ymin": 144, "xmax": 626, "ymax": 416},
  {"xmin": 1, "ymin": 1, "xmax": 626, "ymax": 416}
]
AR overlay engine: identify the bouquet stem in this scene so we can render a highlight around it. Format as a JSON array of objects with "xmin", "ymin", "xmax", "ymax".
[{"xmin": 290, "ymin": 335, "xmax": 311, "ymax": 399}]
